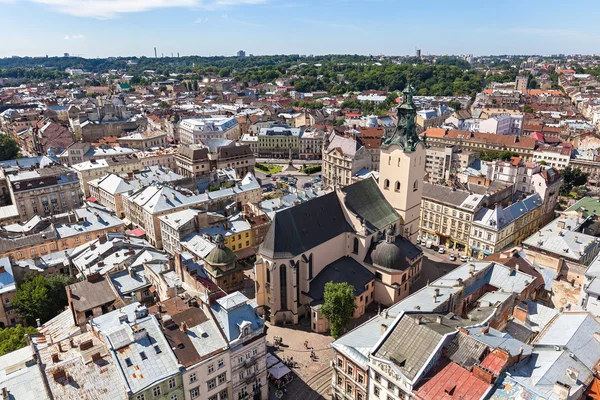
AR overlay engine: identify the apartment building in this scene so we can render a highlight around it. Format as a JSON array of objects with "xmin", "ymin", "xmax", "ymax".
[
  {"xmin": 470, "ymin": 194, "xmax": 542, "ymax": 259},
  {"xmin": 71, "ymin": 155, "xmax": 142, "ymax": 196},
  {"xmin": 422, "ymin": 128, "xmax": 537, "ymax": 161},
  {"xmin": 299, "ymin": 129, "xmax": 325, "ymax": 160},
  {"xmin": 419, "ymin": 183, "xmax": 486, "ymax": 254},
  {"xmin": 532, "ymin": 144, "xmax": 572, "ymax": 169},
  {"xmin": 149, "ymin": 297, "xmax": 232, "ymax": 400},
  {"xmin": 425, "ymin": 146, "xmax": 478, "ymax": 183},
  {"xmin": 116, "ymin": 130, "xmax": 168, "ymax": 150},
  {"xmin": 59, "ymin": 142, "xmax": 136, "ymax": 165},
  {"xmin": 175, "ymin": 145, "xmax": 210, "ymax": 178},
  {"xmin": 178, "ymin": 117, "xmax": 240, "ymax": 144},
  {"xmin": 257, "ymin": 125, "xmax": 302, "ymax": 159},
  {"xmin": 0, "ymin": 205, "xmax": 125, "ymax": 261},
  {"xmin": 7, "ymin": 165, "xmax": 83, "ymax": 220},
  {"xmin": 322, "ymin": 131, "xmax": 372, "ymax": 188},
  {"xmin": 0, "ymin": 257, "xmax": 19, "ymax": 327},
  {"xmin": 88, "ymin": 173, "xmax": 136, "ymax": 217},
  {"xmin": 211, "ymin": 292, "xmax": 268, "ymax": 400}
]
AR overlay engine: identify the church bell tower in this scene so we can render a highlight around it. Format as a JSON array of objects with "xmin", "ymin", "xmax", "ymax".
[{"xmin": 378, "ymin": 85, "xmax": 426, "ymax": 244}]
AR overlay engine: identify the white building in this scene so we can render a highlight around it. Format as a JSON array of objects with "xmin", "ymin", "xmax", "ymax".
[{"xmin": 179, "ymin": 117, "xmax": 240, "ymax": 144}]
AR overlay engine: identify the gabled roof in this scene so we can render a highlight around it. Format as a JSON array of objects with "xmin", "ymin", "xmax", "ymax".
[
  {"xmin": 341, "ymin": 177, "xmax": 399, "ymax": 233},
  {"xmin": 259, "ymin": 192, "xmax": 351, "ymax": 259}
]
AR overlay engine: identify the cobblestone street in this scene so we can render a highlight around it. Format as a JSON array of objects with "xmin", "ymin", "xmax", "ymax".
[{"xmin": 266, "ymin": 322, "xmax": 334, "ymax": 400}]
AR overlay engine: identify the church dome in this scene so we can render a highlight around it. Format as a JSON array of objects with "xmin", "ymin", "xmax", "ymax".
[
  {"xmin": 371, "ymin": 240, "xmax": 406, "ymax": 270},
  {"xmin": 205, "ymin": 234, "xmax": 236, "ymax": 266}
]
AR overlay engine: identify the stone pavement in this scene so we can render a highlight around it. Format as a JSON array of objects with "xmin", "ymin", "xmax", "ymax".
[{"xmin": 266, "ymin": 322, "xmax": 334, "ymax": 400}]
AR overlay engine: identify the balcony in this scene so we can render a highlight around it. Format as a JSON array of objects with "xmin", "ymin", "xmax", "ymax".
[
  {"xmin": 244, "ymin": 356, "xmax": 257, "ymax": 368},
  {"xmin": 244, "ymin": 372, "xmax": 256, "ymax": 384}
]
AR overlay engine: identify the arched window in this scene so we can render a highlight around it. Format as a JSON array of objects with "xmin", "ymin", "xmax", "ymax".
[
  {"xmin": 395, "ymin": 181, "xmax": 401, "ymax": 191},
  {"xmin": 353, "ymin": 237, "xmax": 359, "ymax": 254},
  {"xmin": 280, "ymin": 265, "xmax": 287, "ymax": 310},
  {"xmin": 266, "ymin": 268, "xmax": 270, "ymax": 284},
  {"xmin": 413, "ymin": 180, "xmax": 418, "ymax": 192},
  {"xmin": 384, "ymin": 179, "xmax": 390, "ymax": 190}
]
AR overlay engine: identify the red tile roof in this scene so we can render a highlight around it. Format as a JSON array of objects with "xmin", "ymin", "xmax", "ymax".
[
  {"xmin": 479, "ymin": 351, "xmax": 506, "ymax": 376},
  {"xmin": 423, "ymin": 128, "xmax": 537, "ymax": 150},
  {"xmin": 415, "ymin": 360, "xmax": 490, "ymax": 400}
]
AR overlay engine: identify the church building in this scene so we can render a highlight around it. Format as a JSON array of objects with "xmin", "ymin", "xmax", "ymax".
[{"xmin": 254, "ymin": 86, "xmax": 427, "ymax": 331}]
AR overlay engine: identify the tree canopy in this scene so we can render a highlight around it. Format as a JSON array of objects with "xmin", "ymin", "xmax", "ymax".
[
  {"xmin": 321, "ymin": 282, "xmax": 357, "ymax": 339},
  {"xmin": 0, "ymin": 135, "xmax": 20, "ymax": 161},
  {"xmin": 0, "ymin": 325, "xmax": 38, "ymax": 356},
  {"xmin": 479, "ymin": 150, "xmax": 520, "ymax": 162},
  {"xmin": 560, "ymin": 167, "xmax": 589, "ymax": 196},
  {"xmin": 13, "ymin": 274, "xmax": 74, "ymax": 326}
]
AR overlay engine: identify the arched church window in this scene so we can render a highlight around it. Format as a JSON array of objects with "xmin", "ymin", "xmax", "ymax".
[
  {"xmin": 395, "ymin": 181, "xmax": 401, "ymax": 191},
  {"xmin": 384, "ymin": 179, "xmax": 390, "ymax": 190},
  {"xmin": 353, "ymin": 238, "xmax": 359, "ymax": 254},
  {"xmin": 413, "ymin": 180, "xmax": 418, "ymax": 192}
]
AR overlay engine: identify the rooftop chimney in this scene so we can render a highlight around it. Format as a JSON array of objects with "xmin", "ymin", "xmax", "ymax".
[{"xmin": 513, "ymin": 303, "xmax": 528, "ymax": 323}]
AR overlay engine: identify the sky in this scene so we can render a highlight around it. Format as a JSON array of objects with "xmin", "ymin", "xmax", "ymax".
[{"xmin": 1, "ymin": 0, "xmax": 600, "ymax": 58}]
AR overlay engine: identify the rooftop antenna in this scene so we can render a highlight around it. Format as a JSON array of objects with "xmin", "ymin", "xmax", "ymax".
[{"xmin": 154, "ymin": 47, "xmax": 157, "ymax": 58}]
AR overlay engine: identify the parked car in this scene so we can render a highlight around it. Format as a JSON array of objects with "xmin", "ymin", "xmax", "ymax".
[
  {"xmin": 460, "ymin": 255, "xmax": 469, "ymax": 262},
  {"xmin": 280, "ymin": 176, "xmax": 288, "ymax": 182},
  {"xmin": 425, "ymin": 240, "xmax": 433, "ymax": 248},
  {"xmin": 265, "ymin": 174, "xmax": 272, "ymax": 178},
  {"xmin": 449, "ymin": 254, "xmax": 456, "ymax": 261},
  {"xmin": 438, "ymin": 247, "xmax": 445, "ymax": 254}
]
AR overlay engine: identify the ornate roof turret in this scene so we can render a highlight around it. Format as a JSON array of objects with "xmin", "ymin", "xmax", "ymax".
[{"xmin": 381, "ymin": 84, "xmax": 422, "ymax": 152}]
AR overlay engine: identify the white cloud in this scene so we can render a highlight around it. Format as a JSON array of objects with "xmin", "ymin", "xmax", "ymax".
[
  {"xmin": 194, "ymin": 17, "xmax": 208, "ymax": 23},
  {"xmin": 28, "ymin": 0, "xmax": 268, "ymax": 18},
  {"xmin": 64, "ymin": 34, "xmax": 85, "ymax": 40}
]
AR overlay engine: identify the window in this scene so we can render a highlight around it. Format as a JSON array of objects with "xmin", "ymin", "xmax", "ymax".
[
  {"xmin": 190, "ymin": 388, "xmax": 200, "ymax": 399},
  {"xmin": 208, "ymin": 379, "xmax": 216, "ymax": 390},
  {"xmin": 252, "ymin": 348, "xmax": 258, "ymax": 356},
  {"xmin": 346, "ymin": 383, "xmax": 353, "ymax": 394},
  {"xmin": 208, "ymin": 364, "xmax": 215, "ymax": 374},
  {"xmin": 413, "ymin": 180, "xmax": 418, "ymax": 192},
  {"xmin": 168, "ymin": 378, "xmax": 176, "ymax": 389},
  {"xmin": 140, "ymin": 351, "xmax": 147, "ymax": 360},
  {"xmin": 395, "ymin": 181, "xmax": 400, "ymax": 191},
  {"xmin": 374, "ymin": 372, "xmax": 381, "ymax": 383},
  {"xmin": 125, "ymin": 358, "xmax": 133, "ymax": 367},
  {"xmin": 219, "ymin": 389, "xmax": 228, "ymax": 400},
  {"xmin": 347, "ymin": 365, "xmax": 353, "ymax": 376},
  {"xmin": 218, "ymin": 359, "xmax": 224, "ymax": 369},
  {"xmin": 280, "ymin": 265, "xmax": 287, "ymax": 310},
  {"xmin": 384, "ymin": 179, "xmax": 390, "ymax": 190},
  {"xmin": 353, "ymin": 237, "xmax": 359, "ymax": 254},
  {"xmin": 137, "ymin": 395, "xmax": 145, "ymax": 400},
  {"xmin": 358, "ymin": 374, "xmax": 364, "ymax": 384},
  {"xmin": 190, "ymin": 373, "xmax": 198, "ymax": 383},
  {"xmin": 218, "ymin": 373, "xmax": 226, "ymax": 385},
  {"xmin": 357, "ymin": 393, "xmax": 363, "ymax": 400},
  {"xmin": 374, "ymin": 386, "xmax": 380, "ymax": 398},
  {"xmin": 337, "ymin": 375, "xmax": 343, "ymax": 385},
  {"xmin": 337, "ymin": 358, "xmax": 343, "ymax": 367},
  {"xmin": 153, "ymin": 386, "xmax": 161, "ymax": 397},
  {"xmin": 170, "ymin": 395, "xmax": 178, "ymax": 400}
]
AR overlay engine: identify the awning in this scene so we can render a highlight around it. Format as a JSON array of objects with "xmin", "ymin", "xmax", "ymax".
[
  {"xmin": 86, "ymin": 196, "xmax": 97, "ymax": 202},
  {"xmin": 267, "ymin": 353, "xmax": 280, "ymax": 368},
  {"xmin": 126, "ymin": 227, "xmax": 146, "ymax": 238},
  {"xmin": 268, "ymin": 362, "xmax": 291, "ymax": 380}
]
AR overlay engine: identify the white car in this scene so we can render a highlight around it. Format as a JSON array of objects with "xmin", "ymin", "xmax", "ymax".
[
  {"xmin": 449, "ymin": 254, "xmax": 456, "ymax": 261},
  {"xmin": 438, "ymin": 247, "xmax": 445, "ymax": 254},
  {"xmin": 460, "ymin": 255, "xmax": 469, "ymax": 262}
]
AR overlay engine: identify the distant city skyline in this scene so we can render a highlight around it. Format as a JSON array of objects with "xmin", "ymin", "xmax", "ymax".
[{"xmin": 1, "ymin": 0, "xmax": 600, "ymax": 58}]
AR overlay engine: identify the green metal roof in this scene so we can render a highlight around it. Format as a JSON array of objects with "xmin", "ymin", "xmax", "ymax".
[
  {"xmin": 565, "ymin": 197, "xmax": 600, "ymax": 218},
  {"xmin": 341, "ymin": 177, "xmax": 399, "ymax": 233}
]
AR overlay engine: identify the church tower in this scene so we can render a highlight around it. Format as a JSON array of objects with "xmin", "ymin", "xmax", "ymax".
[{"xmin": 378, "ymin": 85, "xmax": 426, "ymax": 244}]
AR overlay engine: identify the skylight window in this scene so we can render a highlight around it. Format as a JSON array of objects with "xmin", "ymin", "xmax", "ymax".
[
  {"xmin": 125, "ymin": 358, "xmax": 133, "ymax": 367},
  {"xmin": 140, "ymin": 351, "xmax": 147, "ymax": 360}
]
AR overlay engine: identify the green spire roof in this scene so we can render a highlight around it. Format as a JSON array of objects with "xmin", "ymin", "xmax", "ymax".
[{"xmin": 381, "ymin": 84, "xmax": 422, "ymax": 152}]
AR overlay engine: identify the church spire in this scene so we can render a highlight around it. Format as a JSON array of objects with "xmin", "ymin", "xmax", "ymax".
[{"xmin": 381, "ymin": 84, "xmax": 422, "ymax": 152}]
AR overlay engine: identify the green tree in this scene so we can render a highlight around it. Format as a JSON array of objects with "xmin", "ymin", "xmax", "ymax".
[
  {"xmin": 13, "ymin": 274, "xmax": 74, "ymax": 325},
  {"xmin": 560, "ymin": 167, "xmax": 589, "ymax": 196},
  {"xmin": 448, "ymin": 101, "xmax": 462, "ymax": 111},
  {"xmin": 321, "ymin": 282, "xmax": 356, "ymax": 339},
  {"xmin": 159, "ymin": 101, "xmax": 170, "ymax": 109},
  {"xmin": 158, "ymin": 85, "xmax": 167, "ymax": 93},
  {"xmin": 523, "ymin": 105, "xmax": 534, "ymax": 113},
  {"xmin": 218, "ymin": 67, "xmax": 232, "ymax": 77},
  {"xmin": 0, "ymin": 134, "xmax": 20, "ymax": 161},
  {"xmin": 0, "ymin": 325, "xmax": 38, "ymax": 355}
]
